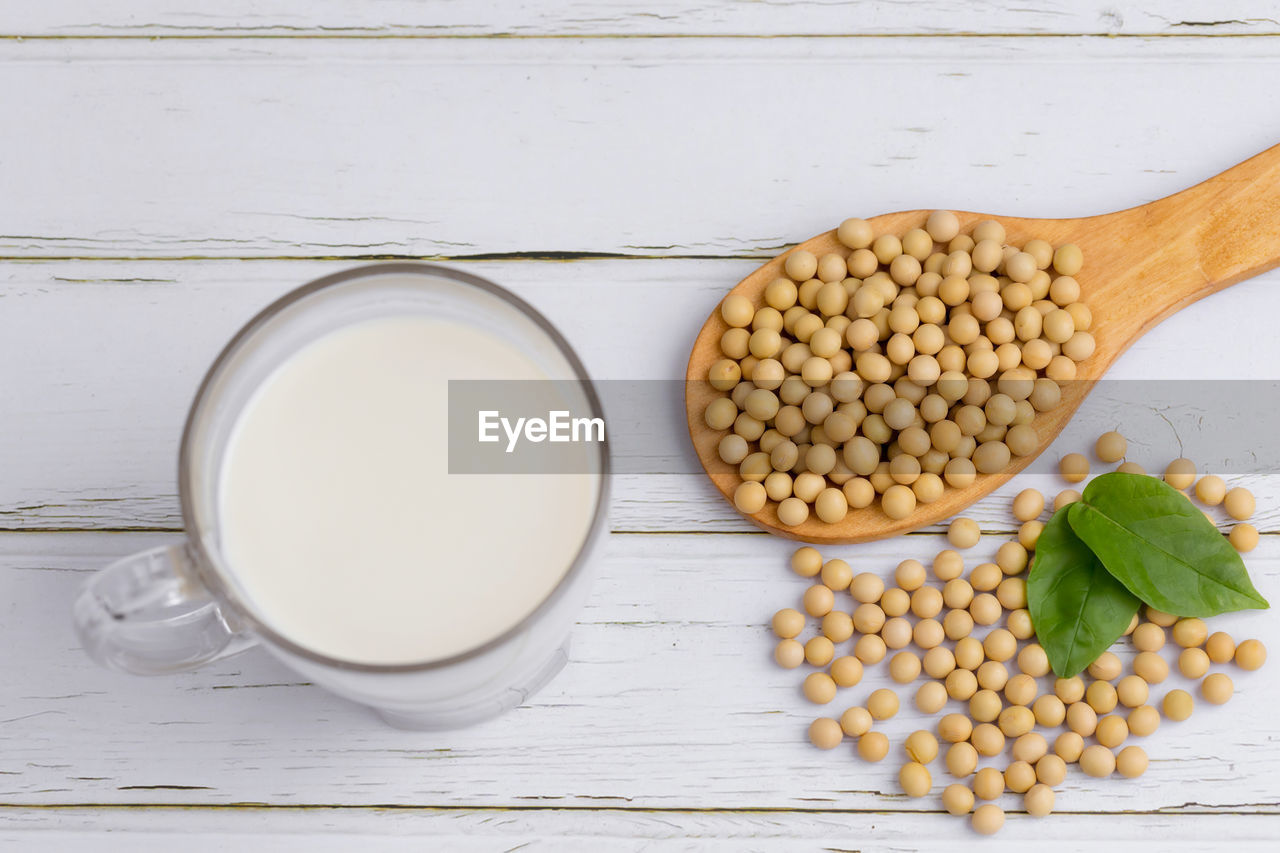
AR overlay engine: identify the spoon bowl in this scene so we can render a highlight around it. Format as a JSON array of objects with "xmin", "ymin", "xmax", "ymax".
[{"xmin": 686, "ymin": 144, "xmax": 1280, "ymax": 542}]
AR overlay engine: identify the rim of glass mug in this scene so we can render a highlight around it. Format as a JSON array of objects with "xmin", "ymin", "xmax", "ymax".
[{"xmin": 177, "ymin": 261, "xmax": 610, "ymax": 674}]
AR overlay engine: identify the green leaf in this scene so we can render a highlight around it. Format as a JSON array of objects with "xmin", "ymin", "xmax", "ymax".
[
  {"xmin": 1028, "ymin": 509, "xmax": 1142, "ymax": 678},
  {"xmin": 1067, "ymin": 472, "xmax": 1269, "ymax": 617}
]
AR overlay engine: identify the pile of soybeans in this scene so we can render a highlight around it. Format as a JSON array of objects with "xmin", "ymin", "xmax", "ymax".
[
  {"xmin": 706, "ymin": 211, "xmax": 1096, "ymax": 527},
  {"xmin": 770, "ymin": 432, "xmax": 1267, "ymax": 834}
]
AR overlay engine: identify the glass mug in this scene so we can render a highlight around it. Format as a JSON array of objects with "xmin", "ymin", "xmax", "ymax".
[{"xmin": 73, "ymin": 263, "xmax": 609, "ymax": 729}]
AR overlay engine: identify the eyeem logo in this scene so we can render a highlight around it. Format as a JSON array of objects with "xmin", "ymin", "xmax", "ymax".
[{"xmin": 478, "ymin": 410, "xmax": 606, "ymax": 453}]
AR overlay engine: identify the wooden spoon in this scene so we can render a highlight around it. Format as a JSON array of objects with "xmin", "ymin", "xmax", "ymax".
[{"xmin": 686, "ymin": 143, "xmax": 1280, "ymax": 543}]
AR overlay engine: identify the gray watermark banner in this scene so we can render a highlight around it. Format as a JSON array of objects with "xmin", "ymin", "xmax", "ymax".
[
  {"xmin": 448, "ymin": 380, "xmax": 607, "ymax": 474},
  {"xmin": 448, "ymin": 380, "xmax": 1280, "ymax": 475}
]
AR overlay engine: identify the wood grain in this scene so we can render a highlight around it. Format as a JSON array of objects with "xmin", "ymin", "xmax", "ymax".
[
  {"xmin": 686, "ymin": 146, "xmax": 1280, "ymax": 542},
  {"xmin": 10, "ymin": 1, "xmax": 1280, "ymax": 37}
]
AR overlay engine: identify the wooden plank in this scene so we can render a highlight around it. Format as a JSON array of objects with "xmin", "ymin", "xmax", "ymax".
[
  {"xmin": 9, "ymin": 1, "xmax": 1280, "ymax": 37},
  {"xmin": 2, "ymin": 531, "xmax": 1276, "ymax": 810},
  {"xmin": 1, "ymin": 807, "xmax": 1279, "ymax": 851},
  {"xmin": 2, "ymin": 259, "xmax": 1280, "ymax": 533},
  {"xmin": 1, "ymin": 38, "xmax": 1279, "ymax": 259}
]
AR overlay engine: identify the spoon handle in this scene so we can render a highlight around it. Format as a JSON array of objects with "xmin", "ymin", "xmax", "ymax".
[{"xmin": 1092, "ymin": 143, "xmax": 1280, "ymax": 325}]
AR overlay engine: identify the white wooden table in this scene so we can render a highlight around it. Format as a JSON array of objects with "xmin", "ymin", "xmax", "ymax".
[{"xmin": 2, "ymin": 3, "xmax": 1280, "ymax": 849}]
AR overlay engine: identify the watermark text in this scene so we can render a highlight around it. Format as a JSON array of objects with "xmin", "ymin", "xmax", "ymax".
[{"xmin": 478, "ymin": 410, "xmax": 606, "ymax": 453}]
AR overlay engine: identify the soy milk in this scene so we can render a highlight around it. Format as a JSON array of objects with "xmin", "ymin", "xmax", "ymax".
[{"xmin": 218, "ymin": 315, "xmax": 599, "ymax": 666}]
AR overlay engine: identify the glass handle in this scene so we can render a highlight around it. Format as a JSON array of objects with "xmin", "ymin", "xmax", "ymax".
[{"xmin": 73, "ymin": 543, "xmax": 257, "ymax": 675}]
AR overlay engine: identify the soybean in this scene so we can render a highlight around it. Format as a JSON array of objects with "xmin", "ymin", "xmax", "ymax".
[
  {"xmin": 1163, "ymin": 689, "xmax": 1194, "ymax": 721},
  {"xmin": 809, "ymin": 717, "xmax": 843, "ymax": 749},
  {"xmin": 840, "ymin": 706, "xmax": 873, "ymax": 737},
  {"xmin": 1116, "ymin": 745, "xmax": 1148, "ymax": 778},
  {"xmin": 947, "ymin": 517, "xmax": 981, "ymax": 549},
  {"xmin": 943, "ymin": 783, "xmax": 974, "ymax": 816},
  {"xmin": 972, "ymin": 804, "xmax": 1005, "ymax": 836},
  {"xmin": 1095, "ymin": 431, "xmax": 1127, "ymax": 463},
  {"xmin": 858, "ymin": 731, "xmax": 890, "ymax": 762},
  {"xmin": 1236, "ymin": 638, "xmax": 1267, "ymax": 670},
  {"xmin": 900, "ymin": 762, "xmax": 933, "ymax": 798},
  {"xmin": 1080, "ymin": 744, "xmax": 1116, "ymax": 778},
  {"xmin": 1025, "ymin": 783, "xmax": 1055, "ymax": 818},
  {"xmin": 1202, "ymin": 672, "xmax": 1234, "ymax": 705}
]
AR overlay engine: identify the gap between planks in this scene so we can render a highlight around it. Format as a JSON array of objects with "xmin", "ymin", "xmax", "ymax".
[
  {"xmin": 0, "ymin": 252, "xmax": 765, "ymax": 263},
  {"xmin": 1, "ymin": 803, "xmax": 1277, "ymax": 815},
  {"xmin": 4, "ymin": 527, "xmax": 1279, "ymax": 537},
  {"xmin": 3, "ymin": 33, "xmax": 1280, "ymax": 41}
]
